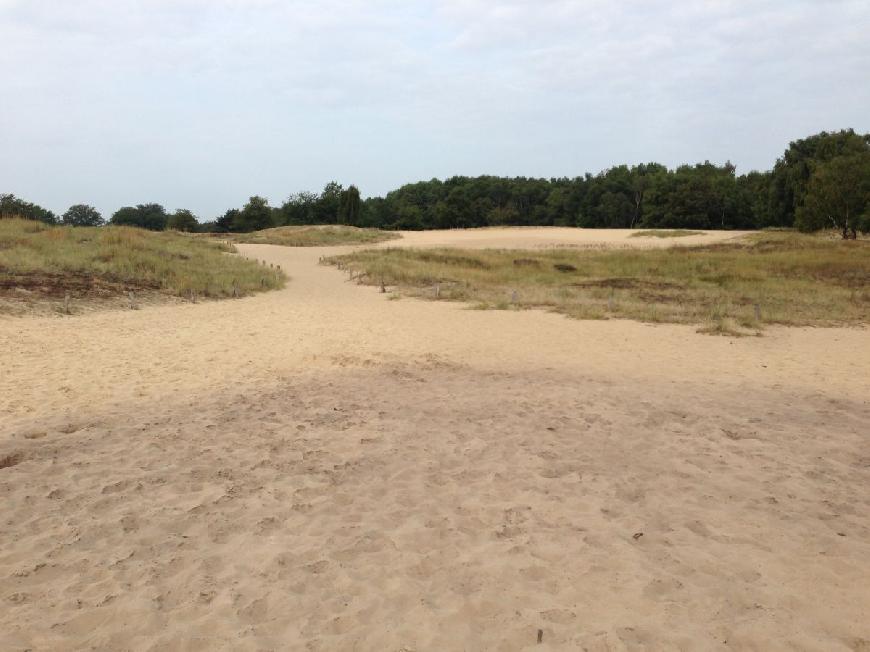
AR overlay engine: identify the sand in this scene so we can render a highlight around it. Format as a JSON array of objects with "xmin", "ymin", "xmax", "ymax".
[
  {"xmin": 1, "ymin": 227, "xmax": 868, "ymax": 651},
  {"xmin": 379, "ymin": 227, "xmax": 752, "ymax": 250}
]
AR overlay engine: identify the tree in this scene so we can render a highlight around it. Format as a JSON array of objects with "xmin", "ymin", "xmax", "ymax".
[
  {"xmin": 110, "ymin": 204, "xmax": 167, "ymax": 230},
  {"xmin": 737, "ymin": 171, "xmax": 775, "ymax": 228},
  {"xmin": 110, "ymin": 206, "xmax": 139, "ymax": 227},
  {"xmin": 214, "ymin": 209, "xmax": 239, "ymax": 233},
  {"xmin": 167, "ymin": 209, "xmax": 199, "ymax": 232},
  {"xmin": 768, "ymin": 129, "xmax": 870, "ymax": 227},
  {"xmin": 338, "ymin": 185, "xmax": 362, "ymax": 225},
  {"xmin": 640, "ymin": 162, "xmax": 746, "ymax": 229},
  {"xmin": 278, "ymin": 191, "xmax": 318, "ymax": 225},
  {"xmin": 795, "ymin": 152, "xmax": 870, "ymax": 239},
  {"xmin": 0, "ymin": 194, "xmax": 57, "ymax": 223},
  {"xmin": 233, "ymin": 196, "xmax": 273, "ymax": 232},
  {"xmin": 197, "ymin": 220, "xmax": 219, "ymax": 232},
  {"xmin": 315, "ymin": 182, "xmax": 343, "ymax": 224},
  {"xmin": 62, "ymin": 204, "xmax": 104, "ymax": 227},
  {"xmin": 487, "ymin": 204, "xmax": 520, "ymax": 225},
  {"xmin": 7, "ymin": 128, "xmax": 870, "ymax": 234}
]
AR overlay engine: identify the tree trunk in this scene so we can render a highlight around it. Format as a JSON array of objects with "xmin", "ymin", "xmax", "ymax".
[{"xmin": 632, "ymin": 192, "xmax": 642, "ymax": 228}]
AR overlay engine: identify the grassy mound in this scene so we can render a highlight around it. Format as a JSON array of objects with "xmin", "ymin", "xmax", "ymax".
[
  {"xmin": 327, "ymin": 232, "xmax": 870, "ymax": 334},
  {"xmin": 0, "ymin": 219, "xmax": 284, "ymax": 313},
  {"xmin": 214, "ymin": 225, "xmax": 401, "ymax": 247}
]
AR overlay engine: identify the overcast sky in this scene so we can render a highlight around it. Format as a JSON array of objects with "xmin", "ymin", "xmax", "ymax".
[{"xmin": 2, "ymin": 0, "xmax": 868, "ymax": 219}]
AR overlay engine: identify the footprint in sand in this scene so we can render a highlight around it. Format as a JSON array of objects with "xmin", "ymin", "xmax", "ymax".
[{"xmin": 0, "ymin": 452, "xmax": 24, "ymax": 469}]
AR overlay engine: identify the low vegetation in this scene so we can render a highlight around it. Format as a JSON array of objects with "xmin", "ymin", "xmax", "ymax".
[
  {"xmin": 629, "ymin": 229, "xmax": 704, "ymax": 238},
  {"xmin": 327, "ymin": 232, "xmax": 869, "ymax": 334},
  {"xmin": 209, "ymin": 225, "xmax": 400, "ymax": 247},
  {"xmin": 0, "ymin": 219, "xmax": 283, "ymax": 314}
]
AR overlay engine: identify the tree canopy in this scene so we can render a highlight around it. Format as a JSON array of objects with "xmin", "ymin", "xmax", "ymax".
[
  {"xmin": 233, "ymin": 196, "xmax": 274, "ymax": 232},
  {"xmin": 62, "ymin": 204, "xmax": 104, "ymax": 227},
  {"xmin": 0, "ymin": 194, "xmax": 57, "ymax": 224},
  {"xmin": 768, "ymin": 129, "xmax": 870, "ymax": 227},
  {"xmin": 235, "ymin": 131, "xmax": 867, "ymax": 236},
  {"xmin": 338, "ymin": 185, "xmax": 362, "ymax": 226},
  {"xmin": 166, "ymin": 209, "xmax": 199, "ymax": 232},
  {"xmin": 4, "ymin": 129, "xmax": 869, "ymax": 236},
  {"xmin": 110, "ymin": 204, "xmax": 168, "ymax": 231},
  {"xmin": 795, "ymin": 152, "xmax": 870, "ymax": 239}
]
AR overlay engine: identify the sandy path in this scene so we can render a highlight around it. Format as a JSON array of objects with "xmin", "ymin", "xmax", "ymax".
[{"xmin": 1, "ymin": 228, "xmax": 869, "ymax": 650}]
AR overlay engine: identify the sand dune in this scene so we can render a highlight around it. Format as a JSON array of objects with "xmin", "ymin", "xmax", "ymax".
[{"xmin": 1, "ymin": 228, "xmax": 868, "ymax": 651}]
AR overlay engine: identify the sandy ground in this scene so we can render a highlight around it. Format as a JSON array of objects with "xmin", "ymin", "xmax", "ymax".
[
  {"xmin": 383, "ymin": 227, "xmax": 751, "ymax": 250},
  {"xmin": 1, "ymin": 228, "xmax": 868, "ymax": 651}
]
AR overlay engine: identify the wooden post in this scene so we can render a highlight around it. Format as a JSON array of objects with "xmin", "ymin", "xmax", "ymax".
[
  {"xmin": 63, "ymin": 292, "xmax": 71, "ymax": 315},
  {"xmin": 754, "ymin": 303, "xmax": 761, "ymax": 322},
  {"xmin": 128, "ymin": 291, "xmax": 136, "ymax": 310}
]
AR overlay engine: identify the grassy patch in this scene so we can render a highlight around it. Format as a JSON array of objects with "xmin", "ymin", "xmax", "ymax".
[
  {"xmin": 0, "ymin": 219, "xmax": 284, "ymax": 314},
  {"xmin": 629, "ymin": 229, "xmax": 705, "ymax": 238},
  {"xmin": 326, "ymin": 232, "xmax": 870, "ymax": 332},
  {"xmin": 209, "ymin": 225, "xmax": 401, "ymax": 247}
]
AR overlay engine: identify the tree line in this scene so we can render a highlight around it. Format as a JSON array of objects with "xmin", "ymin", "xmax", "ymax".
[
  {"xmin": 0, "ymin": 197, "xmax": 200, "ymax": 231},
  {"xmin": 3, "ymin": 129, "xmax": 869, "ymax": 238}
]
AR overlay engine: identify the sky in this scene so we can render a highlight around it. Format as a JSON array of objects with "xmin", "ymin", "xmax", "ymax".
[{"xmin": 1, "ymin": 0, "xmax": 869, "ymax": 220}]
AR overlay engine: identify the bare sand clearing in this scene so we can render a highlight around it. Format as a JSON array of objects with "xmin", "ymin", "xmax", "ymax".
[
  {"xmin": 1, "ymin": 228, "xmax": 868, "ymax": 651},
  {"xmin": 383, "ymin": 227, "xmax": 751, "ymax": 250}
]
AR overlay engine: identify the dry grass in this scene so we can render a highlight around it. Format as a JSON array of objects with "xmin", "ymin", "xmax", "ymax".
[
  {"xmin": 629, "ymin": 229, "xmax": 705, "ymax": 238},
  {"xmin": 0, "ymin": 219, "xmax": 284, "ymax": 314},
  {"xmin": 206, "ymin": 225, "xmax": 401, "ymax": 247},
  {"xmin": 327, "ymin": 232, "xmax": 870, "ymax": 334}
]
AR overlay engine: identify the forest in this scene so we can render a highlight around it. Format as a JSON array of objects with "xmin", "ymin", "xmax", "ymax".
[{"xmin": 3, "ymin": 129, "xmax": 869, "ymax": 238}]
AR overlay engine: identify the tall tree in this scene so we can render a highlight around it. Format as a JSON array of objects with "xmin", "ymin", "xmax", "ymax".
[
  {"xmin": 166, "ymin": 209, "xmax": 199, "ymax": 232},
  {"xmin": 768, "ymin": 129, "xmax": 870, "ymax": 226},
  {"xmin": 233, "ymin": 196, "xmax": 273, "ymax": 232},
  {"xmin": 338, "ymin": 185, "xmax": 362, "ymax": 225},
  {"xmin": 215, "ymin": 209, "xmax": 239, "ymax": 233},
  {"xmin": 62, "ymin": 204, "xmax": 104, "ymax": 227},
  {"xmin": 110, "ymin": 204, "xmax": 167, "ymax": 230},
  {"xmin": 279, "ymin": 191, "xmax": 319, "ymax": 225},
  {"xmin": 795, "ymin": 152, "xmax": 870, "ymax": 239},
  {"xmin": 315, "ymin": 182, "xmax": 343, "ymax": 224}
]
